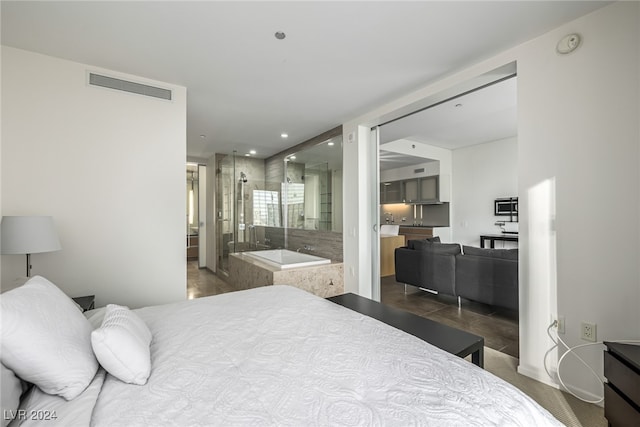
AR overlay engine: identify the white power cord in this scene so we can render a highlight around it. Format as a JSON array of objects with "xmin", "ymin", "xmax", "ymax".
[{"xmin": 546, "ymin": 320, "xmax": 640, "ymax": 404}]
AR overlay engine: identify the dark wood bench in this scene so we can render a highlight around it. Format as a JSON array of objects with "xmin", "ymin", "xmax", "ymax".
[{"xmin": 328, "ymin": 293, "xmax": 484, "ymax": 368}]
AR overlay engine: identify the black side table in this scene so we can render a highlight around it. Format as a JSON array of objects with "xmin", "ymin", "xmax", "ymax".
[
  {"xmin": 72, "ymin": 295, "xmax": 95, "ymax": 312},
  {"xmin": 604, "ymin": 342, "xmax": 640, "ymax": 427}
]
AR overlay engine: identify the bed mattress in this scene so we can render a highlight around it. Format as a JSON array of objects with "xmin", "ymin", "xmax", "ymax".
[{"xmin": 84, "ymin": 285, "xmax": 560, "ymax": 426}]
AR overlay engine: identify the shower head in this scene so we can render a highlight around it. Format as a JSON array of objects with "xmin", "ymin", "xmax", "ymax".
[{"xmin": 239, "ymin": 172, "xmax": 247, "ymax": 183}]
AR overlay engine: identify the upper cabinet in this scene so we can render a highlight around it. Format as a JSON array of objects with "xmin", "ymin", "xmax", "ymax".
[
  {"xmin": 381, "ymin": 176, "xmax": 443, "ymax": 204},
  {"xmin": 402, "ymin": 176, "xmax": 439, "ymax": 204},
  {"xmin": 402, "ymin": 179, "xmax": 419, "ymax": 203},
  {"xmin": 419, "ymin": 176, "xmax": 439, "ymax": 203},
  {"xmin": 380, "ymin": 180, "xmax": 403, "ymax": 204}
]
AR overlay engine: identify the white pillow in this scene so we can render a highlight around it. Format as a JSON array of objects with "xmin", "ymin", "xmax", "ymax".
[
  {"xmin": 0, "ymin": 276, "xmax": 98, "ymax": 400},
  {"xmin": 1, "ymin": 364, "xmax": 22, "ymax": 427},
  {"xmin": 16, "ymin": 368, "xmax": 106, "ymax": 427},
  {"xmin": 91, "ymin": 304, "xmax": 152, "ymax": 385}
]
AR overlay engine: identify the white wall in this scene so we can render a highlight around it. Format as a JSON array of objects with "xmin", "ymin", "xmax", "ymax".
[
  {"xmin": 517, "ymin": 2, "xmax": 639, "ymax": 398},
  {"xmin": 1, "ymin": 47, "xmax": 187, "ymax": 308},
  {"xmin": 452, "ymin": 137, "xmax": 518, "ymax": 247},
  {"xmin": 380, "ymin": 161, "xmax": 438, "ymax": 182},
  {"xmin": 342, "ymin": 126, "xmax": 376, "ymax": 297},
  {"xmin": 343, "ymin": 1, "xmax": 639, "ymax": 399}
]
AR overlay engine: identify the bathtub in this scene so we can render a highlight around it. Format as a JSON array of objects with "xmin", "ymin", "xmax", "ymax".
[{"xmin": 242, "ymin": 249, "xmax": 331, "ymax": 270}]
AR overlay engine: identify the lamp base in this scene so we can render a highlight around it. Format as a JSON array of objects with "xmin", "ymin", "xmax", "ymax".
[{"xmin": 26, "ymin": 253, "xmax": 32, "ymax": 277}]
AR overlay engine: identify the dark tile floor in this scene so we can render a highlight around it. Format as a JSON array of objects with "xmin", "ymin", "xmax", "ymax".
[
  {"xmin": 186, "ymin": 262, "xmax": 519, "ymax": 359},
  {"xmin": 186, "ymin": 261, "xmax": 235, "ymax": 299},
  {"xmin": 380, "ymin": 275, "xmax": 519, "ymax": 358}
]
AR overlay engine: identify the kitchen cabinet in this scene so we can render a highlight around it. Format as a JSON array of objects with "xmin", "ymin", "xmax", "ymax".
[
  {"xmin": 380, "ymin": 181, "xmax": 403, "ymax": 204},
  {"xmin": 402, "ymin": 176, "xmax": 439, "ymax": 203},
  {"xmin": 380, "ymin": 235, "xmax": 406, "ymax": 277},
  {"xmin": 399, "ymin": 226, "xmax": 433, "ymax": 241},
  {"xmin": 381, "ymin": 176, "xmax": 442, "ymax": 205},
  {"xmin": 419, "ymin": 176, "xmax": 439, "ymax": 203},
  {"xmin": 402, "ymin": 179, "xmax": 419, "ymax": 203}
]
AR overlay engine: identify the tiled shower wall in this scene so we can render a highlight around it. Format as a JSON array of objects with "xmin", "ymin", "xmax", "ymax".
[
  {"xmin": 263, "ymin": 226, "xmax": 343, "ymax": 262},
  {"xmin": 261, "ymin": 126, "xmax": 344, "ymax": 261}
]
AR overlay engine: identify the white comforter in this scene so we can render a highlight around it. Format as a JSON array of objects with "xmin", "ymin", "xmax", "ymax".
[{"xmin": 81, "ymin": 285, "xmax": 560, "ymax": 426}]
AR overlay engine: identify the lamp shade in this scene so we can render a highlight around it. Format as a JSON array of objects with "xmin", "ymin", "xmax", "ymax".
[{"xmin": 1, "ymin": 216, "xmax": 62, "ymax": 255}]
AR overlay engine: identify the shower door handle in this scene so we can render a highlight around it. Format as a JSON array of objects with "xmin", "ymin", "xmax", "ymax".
[{"xmin": 373, "ymin": 224, "xmax": 378, "ymax": 232}]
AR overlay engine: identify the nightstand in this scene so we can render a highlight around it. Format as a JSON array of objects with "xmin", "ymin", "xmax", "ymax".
[
  {"xmin": 72, "ymin": 295, "xmax": 95, "ymax": 312},
  {"xmin": 604, "ymin": 342, "xmax": 640, "ymax": 427}
]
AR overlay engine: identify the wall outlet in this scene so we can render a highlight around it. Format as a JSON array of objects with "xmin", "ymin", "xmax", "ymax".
[
  {"xmin": 557, "ymin": 315, "xmax": 565, "ymax": 334},
  {"xmin": 580, "ymin": 321, "xmax": 597, "ymax": 342}
]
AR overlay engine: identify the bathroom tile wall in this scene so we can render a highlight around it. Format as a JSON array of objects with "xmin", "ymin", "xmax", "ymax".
[
  {"xmin": 261, "ymin": 126, "xmax": 343, "ymax": 261},
  {"xmin": 263, "ymin": 227, "xmax": 343, "ymax": 262}
]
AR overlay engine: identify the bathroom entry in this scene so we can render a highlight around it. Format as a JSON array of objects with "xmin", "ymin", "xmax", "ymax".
[
  {"xmin": 187, "ymin": 163, "xmax": 207, "ymax": 268},
  {"xmin": 186, "ymin": 164, "xmax": 199, "ymax": 262}
]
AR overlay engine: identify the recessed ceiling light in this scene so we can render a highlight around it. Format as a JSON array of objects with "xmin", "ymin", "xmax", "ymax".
[
  {"xmin": 249, "ymin": 150, "xmax": 257, "ymax": 155},
  {"xmin": 199, "ymin": 134, "xmax": 206, "ymax": 138},
  {"xmin": 275, "ymin": 31, "xmax": 286, "ymax": 40},
  {"xmin": 290, "ymin": 155, "xmax": 296, "ymax": 160},
  {"xmin": 245, "ymin": 153, "xmax": 250, "ymax": 157},
  {"xmin": 281, "ymin": 133, "xmax": 289, "ymax": 138},
  {"xmin": 328, "ymin": 142, "xmax": 335, "ymax": 146}
]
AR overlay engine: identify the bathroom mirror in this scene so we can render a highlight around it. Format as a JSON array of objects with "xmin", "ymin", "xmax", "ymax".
[{"xmin": 283, "ymin": 135, "xmax": 343, "ymax": 232}]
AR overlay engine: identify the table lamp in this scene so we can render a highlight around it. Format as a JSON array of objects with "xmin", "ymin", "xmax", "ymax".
[{"xmin": 1, "ymin": 216, "xmax": 62, "ymax": 277}]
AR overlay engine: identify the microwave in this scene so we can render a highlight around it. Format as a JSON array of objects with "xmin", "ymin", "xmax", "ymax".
[{"xmin": 495, "ymin": 197, "xmax": 518, "ymax": 218}]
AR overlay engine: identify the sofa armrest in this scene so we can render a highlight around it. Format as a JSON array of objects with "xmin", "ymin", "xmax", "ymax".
[
  {"xmin": 418, "ymin": 249, "xmax": 457, "ymax": 296},
  {"xmin": 394, "ymin": 245, "xmax": 459, "ymax": 297},
  {"xmin": 394, "ymin": 247, "xmax": 422, "ymax": 286}
]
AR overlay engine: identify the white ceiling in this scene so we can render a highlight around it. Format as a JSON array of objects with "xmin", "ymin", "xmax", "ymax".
[
  {"xmin": 380, "ymin": 76, "xmax": 517, "ymax": 149},
  {"xmin": 379, "ymin": 75, "xmax": 518, "ymax": 170},
  {"xmin": 1, "ymin": 1, "xmax": 609, "ymax": 160}
]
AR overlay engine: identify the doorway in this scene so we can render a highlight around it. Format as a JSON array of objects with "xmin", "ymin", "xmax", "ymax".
[
  {"xmin": 373, "ymin": 63, "xmax": 520, "ymax": 358},
  {"xmin": 186, "ymin": 164, "xmax": 200, "ymax": 263},
  {"xmin": 186, "ymin": 163, "xmax": 207, "ymax": 268}
]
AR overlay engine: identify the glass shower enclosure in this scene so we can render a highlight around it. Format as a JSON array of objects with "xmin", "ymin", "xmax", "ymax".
[
  {"xmin": 216, "ymin": 152, "xmax": 284, "ymax": 275},
  {"xmin": 215, "ymin": 133, "xmax": 343, "ymax": 276}
]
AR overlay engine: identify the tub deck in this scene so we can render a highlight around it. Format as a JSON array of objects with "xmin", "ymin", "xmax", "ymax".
[
  {"xmin": 228, "ymin": 251, "xmax": 343, "ymax": 298},
  {"xmin": 242, "ymin": 249, "xmax": 331, "ymax": 270}
]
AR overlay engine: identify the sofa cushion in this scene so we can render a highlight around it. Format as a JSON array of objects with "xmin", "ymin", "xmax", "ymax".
[
  {"xmin": 456, "ymin": 249, "xmax": 519, "ymax": 311},
  {"xmin": 422, "ymin": 242, "xmax": 461, "ymax": 255},
  {"xmin": 408, "ymin": 237, "xmax": 445, "ymax": 251},
  {"xmin": 463, "ymin": 245, "xmax": 518, "ymax": 260}
]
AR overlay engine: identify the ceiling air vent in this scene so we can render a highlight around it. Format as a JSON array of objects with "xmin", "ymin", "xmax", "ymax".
[
  {"xmin": 414, "ymin": 168, "xmax": 425, "ymax": 174},
  {"xmin": 89, "ymin": 73, "xmax": 172, "ymax": 101}
]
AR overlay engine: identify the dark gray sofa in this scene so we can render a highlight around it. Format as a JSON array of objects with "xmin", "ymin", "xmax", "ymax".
[
  {"xmin": 394, "ymin": 238, "xmax": 460, "ymax": 297},
  {"xmin": 455, "ymin": 246, "xmax": 519, "ymax": 311},
  {"xmin": 394, "ymin": 240, "xmax": 518, "ymax": 311}
]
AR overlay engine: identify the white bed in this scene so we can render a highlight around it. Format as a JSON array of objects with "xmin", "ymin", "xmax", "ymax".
[{"xmin": 1, "ymin": 277, "xmax": 562, "ymax": 426}]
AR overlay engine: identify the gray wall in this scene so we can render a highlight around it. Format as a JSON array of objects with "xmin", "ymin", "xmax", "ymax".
[
  {"xmin": 264, "ymin": 227, "xmax": 343, "ymax": 262},
  {"xmin": 263, "ymin": 126, "xmax": 344, "ymax": 260}
]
